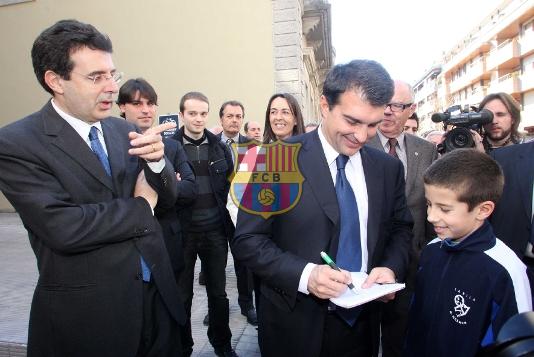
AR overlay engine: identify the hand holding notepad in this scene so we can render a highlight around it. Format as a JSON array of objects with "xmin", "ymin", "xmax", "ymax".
[{"xmin": 330, "ymin": 272, "xmax": 405, "ymax": 308}]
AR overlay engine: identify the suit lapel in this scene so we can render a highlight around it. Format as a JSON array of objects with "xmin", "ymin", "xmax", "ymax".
[
  {"xmin": 300, "ymin": 131, "xmax": 339, "ymax": 226},
  {"xmin": 102, "ymin": 120, "xmax": 128, "ymax": 196},
  {"xmin": 43, "ymin": 103, "xmax": 114, "ymax": 191},
  {"xmin": 404, "ymin": 135, "xmax": 418, "ymax": 197},
  {"xmin": 360, "ymin": 147, "xmax": 382, "ymax": 269}
]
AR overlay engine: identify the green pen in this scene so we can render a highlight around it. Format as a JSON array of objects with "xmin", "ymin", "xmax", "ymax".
[{"xmin": 320, "ymin": 251, "xmax": 356, "ymax": 292}]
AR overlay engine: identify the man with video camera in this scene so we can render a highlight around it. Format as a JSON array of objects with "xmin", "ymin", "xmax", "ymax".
[
  {"xmin": 432, "ymin": 92, "xmax": 531, "ymax": 270},
  {"xmin": 433, "ymin": 92, "xmax": 523, "ymax": 155},
  {"xmin": 479, "ymin": 92, "xmax": 523, "ymax": 152}
]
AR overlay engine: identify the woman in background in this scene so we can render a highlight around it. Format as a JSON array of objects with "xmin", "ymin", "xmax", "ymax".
[{"xmin": 263, "ymin": 93, "xmax": 305, "ymax": 143}]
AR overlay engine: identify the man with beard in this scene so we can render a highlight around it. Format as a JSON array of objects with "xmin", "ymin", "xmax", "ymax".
[{"xmin": 480, "ymin": 92, "xmax": 523, "ymax": 152}]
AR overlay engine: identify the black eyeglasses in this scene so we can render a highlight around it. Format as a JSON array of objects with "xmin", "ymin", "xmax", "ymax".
[{"xmin": 386, "ymin": 103, "xmax": 413, "ymax": 112}]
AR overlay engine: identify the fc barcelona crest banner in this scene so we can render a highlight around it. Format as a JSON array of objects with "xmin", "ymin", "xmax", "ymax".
[{"xmin": 230, "ymin": 141, "xmax": 304, "ymax": 219}]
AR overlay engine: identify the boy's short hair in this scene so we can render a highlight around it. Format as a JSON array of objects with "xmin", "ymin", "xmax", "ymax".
[
  {"xmin": 423, "ymin": 149, "xmax": 504, "ymax": 211},
  {"xmin": 179, "ymin": 91, "xmax": 209, "ymax": 113}
]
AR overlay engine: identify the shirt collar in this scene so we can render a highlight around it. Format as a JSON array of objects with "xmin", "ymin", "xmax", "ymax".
[
  {"xmin": 221, "ymin": 132, "xmax": 239, "ymax": 143},
  {"xmin": 51, "ymin": 98, "xmax": 104, "ymax": 140},
  {"xmin": 377, "ymin": 130, "xmax": 405, "ymax": 150},
  {"xmin": 318, "ymin": 124, "xmax": 361, "ymax": 167}
]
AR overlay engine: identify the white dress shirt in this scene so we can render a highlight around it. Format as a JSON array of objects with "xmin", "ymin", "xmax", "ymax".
[
  {"xmin": 51, "ymin": 99, "xmax": 164, "ymax": 173},
  {"xmin": 376, "ymin": 130, "xmax": 407, "ymax": 179},
  {"xmin": 298, "ymin": 126, "xmax": 369, "ymax": 294}
]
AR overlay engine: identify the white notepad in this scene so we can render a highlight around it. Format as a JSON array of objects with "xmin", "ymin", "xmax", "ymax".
[{"xmin": 330, "ymin": 272, "xmax": 405, "ymax": 308}]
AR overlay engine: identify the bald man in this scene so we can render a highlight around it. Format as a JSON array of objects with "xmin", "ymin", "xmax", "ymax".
[{"xmin": 244, "ymin": 121, "xmax": 262, "ymax": 141}]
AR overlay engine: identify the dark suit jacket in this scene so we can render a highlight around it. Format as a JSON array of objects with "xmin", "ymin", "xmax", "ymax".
[
  {"xmin": 0, "ymin": 101, "xmax": 185, "ymax": 357},
  {"xmin": 231, "ymin": 130, "xmax": 413, "ymax": 356},
  {"xmin": 367, "ymin": 134, "xmax": 438, "ymax": 254},
  {"xmin": 155, "ymin": 138, "xmax": 197, "ymax": 276},
  {"xmin": 216, "ymin": 132, "xmax": 249, "ymax": 145},
  {"xmin": 490, "ymin": 142, "xmax": 534, "ymax": 259},
  {"xmin": 173, "ymin": 128, "xmax": 235, "ymax": 237}
]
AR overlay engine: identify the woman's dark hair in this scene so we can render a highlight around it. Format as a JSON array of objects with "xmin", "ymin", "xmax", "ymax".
[{"xmin": 263, "ymin": 93, "xmax": 305, "ymax": 143}]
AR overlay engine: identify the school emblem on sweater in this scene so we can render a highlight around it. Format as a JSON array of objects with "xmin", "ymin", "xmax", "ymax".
[
  {"xmin": 230, "ymin": 141, "xmax": 304, "ymax": 219},
  {"xmin": 450, "ymin": 288, "xmax": 475, "ymax": 325}
]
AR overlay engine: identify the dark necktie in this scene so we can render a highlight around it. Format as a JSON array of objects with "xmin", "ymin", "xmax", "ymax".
[
  {"xmin": 388, "ymin": 137, "xmax": 398, "ymax": 158},
  {"xmin": 89, "ymin": 126, "xmax": 151, "ymax": 281},
  {"xmin": 226, "ymin": 137, "xmax": 236, "ymax": 164},
  {"xmin": 335, "ymin": 154, "xmax": 362, "ymax": 325},
  {"xmin": 89, "ymin": 126, "xmax": 111, "ymax": 176}
]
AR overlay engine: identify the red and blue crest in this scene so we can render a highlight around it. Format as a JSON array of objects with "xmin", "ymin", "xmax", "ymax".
[{"xmin": 230, "ymin": 141, "xmax": 304, "ymax": 219}]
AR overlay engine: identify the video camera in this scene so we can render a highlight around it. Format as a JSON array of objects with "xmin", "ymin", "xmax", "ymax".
[{"xmin": 431, "ymin": 105, "xmax": 493, "ymax": 154}]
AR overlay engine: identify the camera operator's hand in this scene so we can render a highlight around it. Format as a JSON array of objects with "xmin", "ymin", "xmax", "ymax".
[{"xmin": 470, "ymin": 130, "xmax": 485, "ymax": 152}]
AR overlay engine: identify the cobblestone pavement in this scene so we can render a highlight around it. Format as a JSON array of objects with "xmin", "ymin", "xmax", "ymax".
[{"xmin": 0, "ymin": 213, "xmax": 260, "ymax": 357}]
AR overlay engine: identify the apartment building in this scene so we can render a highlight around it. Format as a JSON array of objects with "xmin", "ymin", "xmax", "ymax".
[
  {"xmin": 413, "ymin": 65, "xmax": 442, "ymax": 133},
  {"xmin": 415, "ymin": 0, "xmax": 534, "ymax": 134}
]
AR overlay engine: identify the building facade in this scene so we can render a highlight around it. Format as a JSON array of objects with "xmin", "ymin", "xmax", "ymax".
[
  {"xmin": 0, "ymin": 0, "xmax": 333, "ymax": 211},
  {"xmin": 415, "ymin": 0, "xmax": 534, "ymax": 135},
  {"xmin": 273, "ymin": 0, "xmax": 333, "ymax": 123},
  {"xmin": 413, "ymin": 65, "xmax": 442, "ymax": 133}
]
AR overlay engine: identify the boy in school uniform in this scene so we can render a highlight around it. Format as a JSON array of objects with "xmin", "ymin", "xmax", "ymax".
[{"xmin": 404, "ymin": 149, "xmax": 533, "ymax": 357}]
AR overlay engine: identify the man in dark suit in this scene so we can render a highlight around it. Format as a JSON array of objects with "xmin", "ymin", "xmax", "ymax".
[
  {"xmin": 0, "ymin": 20, "xmax": 184, "ymax": 357},
  {"xmin": 490, "ymin": 141, "xmax": 534, "ymax": 269},
  {"xmin": 216, "ymin": 100, "xmax": 257, "ymax": 325},
  {"xmin": 117, "ymin": 78, "xmax": 197, "ymax": 281},
  {"xmin": 231, "ymin": 60, "xmax": 413, "ymax": 356},
  {"xmin": 366, "ymin": 80, "xmax": 438, "ymax": 357}
]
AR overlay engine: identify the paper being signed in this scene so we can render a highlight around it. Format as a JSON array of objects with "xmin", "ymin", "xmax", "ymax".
[{"xmin": 330, "ymin": 272, "xmax": 405, "ymax": 308}]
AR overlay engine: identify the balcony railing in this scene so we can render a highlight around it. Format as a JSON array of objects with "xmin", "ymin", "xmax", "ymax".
[
  {"xmin": 489, "ymin": 71, "xmax": 521, "ymax": 94},
  {"xmin": 520, "ymin": 70, "xmax": 534, "ymax": 92},
  {"xmin": 486, "ymin": 38, "xmax": 520, "ymax": 70},
  {"xmin": 466, "ymin": 57, "xmax": 487, "ymax": 82},
  {"xmin": 466, "ymin": 87, "xmax": 486, "ymax": 105},
  {"xmin": 519, "ymin": 28, "xmax": 534, "ymax": 56}
]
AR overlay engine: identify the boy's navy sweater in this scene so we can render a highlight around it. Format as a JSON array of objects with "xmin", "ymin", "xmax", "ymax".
[{"xmin": 404, "ymin": 221, "xmax": 533, "ymax": 357}]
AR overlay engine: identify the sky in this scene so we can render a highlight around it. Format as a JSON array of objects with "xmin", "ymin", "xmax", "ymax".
[{"xmin": 330, "ymin": 0, "xmax": 504, "ymax": 84}]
